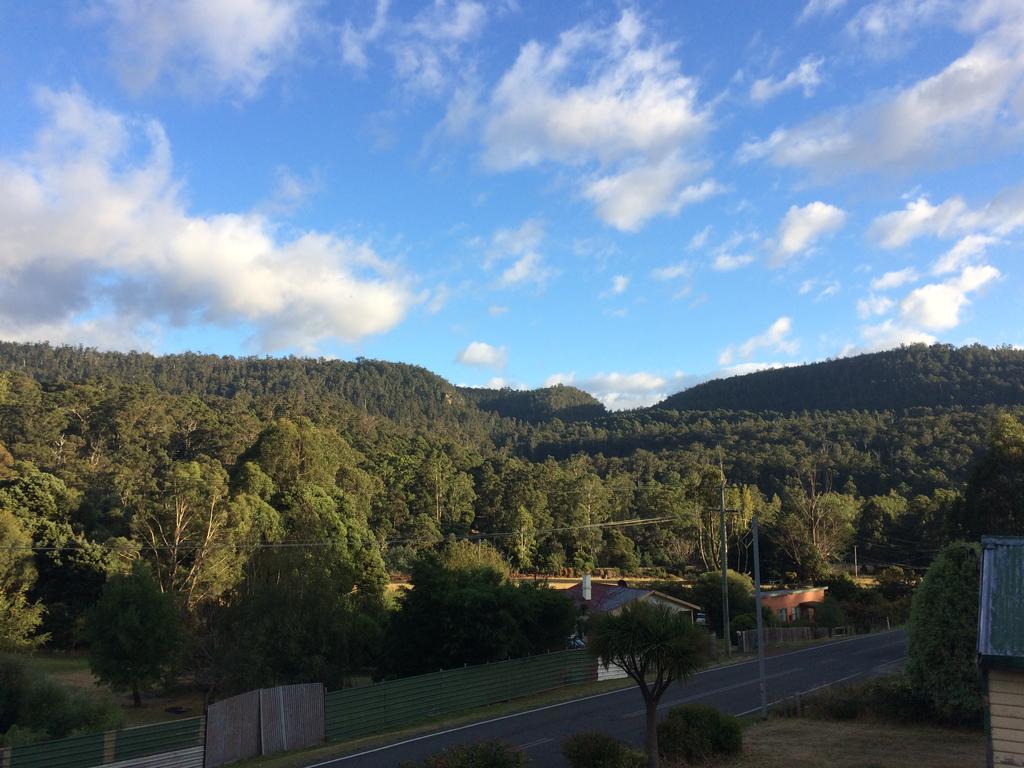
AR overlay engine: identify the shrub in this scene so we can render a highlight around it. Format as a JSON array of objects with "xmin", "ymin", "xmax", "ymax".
[
  {"xmin": 657, "ymin": 704, "xmax": 742, "ymax": 763},
  {"xmin": 562, "ymin": 732, "xmax": 643, "ymax": 768},
  {"xmin": 401, "ymin": 740, "xmax": 528, "ymax": 768},
  {"xmin": 794, "ymin": 674, "xmax": 934, "ymax": 725},
  {"xmin": 0, "ymin": 654, "xmax": 122, "ymax": 746},
  {"xmin": 906, "ymin": 543, "xmax": 982, "ymax": 726}
]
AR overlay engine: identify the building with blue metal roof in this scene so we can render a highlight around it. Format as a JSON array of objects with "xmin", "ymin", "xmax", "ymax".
[{"xmin": 978, "ymin": 536, "xmax": 1024, "ymax": 767}]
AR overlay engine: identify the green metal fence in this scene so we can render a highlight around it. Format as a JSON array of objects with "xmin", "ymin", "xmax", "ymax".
[
  {"xmin": 1, "ymin": 652, "xmax": 597, "ymax": 766},
  {"xmin": 0, "ymin": 717, "xmax": 204, "ymax": 768},
  {"xmin": 324, "ymin": 650, "xmax": 596, "ymax": 742}
]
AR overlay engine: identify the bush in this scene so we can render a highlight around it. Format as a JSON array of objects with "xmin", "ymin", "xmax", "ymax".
[
  {"xmin": 657, "ymin": 704, "xmax": 742, "ymax": 763},
  {"xmin": 0, "ymin": 655, "xmax": 122, "ymax": 746},
  {"xmin": 400, "ymin": 740, "xmax": 528, "ymax": 768},
  {"xmin": 562, "ymin": 732, "xmax": 644, "ymax": 768},
  {"xmin": 820, "ymin": 573, "xmax": 859, "ymax": 602},
  {"xmin": 906, "ymin": 543, "xmax": 982, "ymax": 726},
  {"xmin": 793, "ymin": 674, "xmax": 934, "ymax": 724}
]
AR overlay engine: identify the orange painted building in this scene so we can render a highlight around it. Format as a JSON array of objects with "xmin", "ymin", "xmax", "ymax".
[{"xmin": 759, "ymin": 587, "xmax": 828, "ymax": 623}]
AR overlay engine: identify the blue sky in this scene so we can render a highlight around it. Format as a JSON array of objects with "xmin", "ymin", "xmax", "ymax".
[{"xmin": 0, "ymin": 0, "xmax": 1021, "ymax": 408}]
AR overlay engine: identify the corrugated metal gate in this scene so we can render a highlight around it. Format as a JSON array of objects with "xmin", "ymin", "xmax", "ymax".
[
  {"xmin": 203, "ymin": 691, "xmax": 260, "ymax": 768},
  {"xmin": 203, "ymin": 684, "xmax": 325, "ymax": 768},
  {"xmin": 258, "ymin": 683, "xmax": 324, "ymax": 755}
]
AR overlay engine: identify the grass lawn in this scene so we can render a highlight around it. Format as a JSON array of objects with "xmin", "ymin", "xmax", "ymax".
[
  {"xmin": 19, "ymin": 652, "xmax": 206, "ymax": 727},
  {"xmin": 718, "ymin": 718, "xmax": 984, "ymax": 768}
]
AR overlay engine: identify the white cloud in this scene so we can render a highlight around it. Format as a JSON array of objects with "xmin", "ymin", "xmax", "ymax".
[
  {"xmin": 688, "ymin": 225, "xmax": 712, "ymax": 250},
  {"xmin": 932, "ymin": 233, "xmax": 1000, "ymax": 274},
  {"xmin": 487, "ymin": 218, "xmax": 544, "ymax": 266},
  {"xmin": 870, "ymin": 185, "xmax": 1024, "ymax": 249},
  {"xmin": 857, "ymin": 319, "xmax": 938, "ymax": 351},
  {"xmin": 93, "ymin": 0, "xmax": 307, "ymax": 97},
  {"xmin": 426, "ymin": 283, "xmax": 450, "ymax": 313},
  {"xmin": 456, "ymin": 340, "xmax": 507, "ymax": 369},
  {"xmin": 799, "ymin": 278, "xmax": 841, "ymax": 299},
  {"xmin": 775, "ymin": 201, "xmax": 846, "ymax": 262},
  {"xmin": 0, "ymin": 88, "xmax": 415, "ymax": 351},
  {"xmin": 486, "ymin": 376, "xmax": 508, "ymax": 389},
  {"xmin": 341, "ymin": 0, "xmax": 487, "ymax": 94},
  {"xmin": 488, "ymin": 304, "xmax": 509, "ymax": 316},
  {"xmin": 482, "ymin": 10, "xmax": 716, "ymax": 230},
  {"xmin": 900, "ymin": 264, "xmax": 1000, "ymax": 330},
  {"xmin": 651, "ymin": 261, "xmax": 694, "ymax": 281},
  {"xmin": 738, "ymin": 7, "xmax": 1024, "ymax": 176},
  {"xmin": 499, "ymin": 252, "xmax": 554, "ymax": 287},
  {"xmin": 845, "ymin": 0, "xmax": 956, "ymax": 55},
  {"xmin": 610, "ymin": 275, "xmax": 630, "ymax": 294},
  {"xmin": 857, "ymin": 294, "xmax": 896, "ymax": 318},
  {"xmin": 584, "ymin": 168, "xmax": 725, "ymax": 232},
  {"xmin": 341, "ymin": 0, "xmax": 389, "ymax": 70},
  {"xmin": 719, "ymin": 316, "xmax": 799, "ymax": 365},
  {"xmin": 583, "ymin": 371, "xmax": 686, "ymax": 410},
  {"xmin": 712, "ymin": 253, "xmax": 755, "ymax": 271},
  {"xmin": 544, "ymin": 369, "xmax": 698, "ymax": 410},
  {"xmin": 871, "ymin": 267, "xmax": 919, "ymax": 290},
  {"xmin": 484, "ymin": 218, "xmax": 555, "ymax": 287},
  {"xmin": 750, "ymin": 55, "xmax": 825, "ymax": 103},
  {"xmin": 869, "ymin": 196, "xmax": 967, "ymax": 247},
  {"xmin": 799, "ymin": 0, "xmax": 848, "ymax": 23}
]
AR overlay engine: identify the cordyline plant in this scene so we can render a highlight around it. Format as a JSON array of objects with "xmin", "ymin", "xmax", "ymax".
[{"xmin": 586, "ymin": 601, "xmax": 707, "ymax": 768}]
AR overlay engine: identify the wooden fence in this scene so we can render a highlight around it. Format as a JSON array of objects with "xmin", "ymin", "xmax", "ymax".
[{"xmin": 737, "ymin": 626, "xmax": 838, "ymax": 653}]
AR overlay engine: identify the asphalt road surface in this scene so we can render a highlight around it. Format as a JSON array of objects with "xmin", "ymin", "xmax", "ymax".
[{"xmin": 309, "ymin": 630, "xmax": 906, "ymax": 768}]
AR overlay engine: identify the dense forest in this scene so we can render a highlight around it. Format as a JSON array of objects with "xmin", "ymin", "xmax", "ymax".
[
  {"xmin": 658, "ymin": 344, "xmax": 1024, "ymax": 412},
  {"xmin": 1, "ymin": 340, "xmax": 1022, "ymax": 701}
]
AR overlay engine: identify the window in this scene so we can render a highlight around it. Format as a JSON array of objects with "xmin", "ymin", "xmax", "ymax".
[
  {"xmin": 778, "ymin": 608, "xmax": 787, "ymax": 621},
  {"xmin": 791, "ymin": 606, "xmax": 800, "ymax": 621}
]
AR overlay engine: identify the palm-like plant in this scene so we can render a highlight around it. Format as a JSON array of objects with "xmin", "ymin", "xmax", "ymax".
[{"xmin": 587, "ymin": 601, "xmax": 707, "ymax": 768}]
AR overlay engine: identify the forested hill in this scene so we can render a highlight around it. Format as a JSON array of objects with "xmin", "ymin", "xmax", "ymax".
[
  {"xmin": 657, "ymin": 344, "xmax": 1024, "ymax": 413},
  {"xmin": 459, "ymin": 384, "xmax": 606, "ymax": 423},
  {"xmin": 0, "ymin": 341, "xmax": 493, "ymax": 436}
]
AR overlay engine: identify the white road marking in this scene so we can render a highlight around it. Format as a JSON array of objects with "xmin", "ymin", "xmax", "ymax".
[
  {"xmin": 517, "ymin": 738, "xmax": 554, "ymax": 749},
  {"xmin": 306, "ymin": 630, "xmax": 903, "ymax": 767}
]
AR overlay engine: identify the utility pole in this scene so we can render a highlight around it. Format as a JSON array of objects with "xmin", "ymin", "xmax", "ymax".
[
  {"xmin": 720, "ymin": 479, "xmax": 730, "ymax": 656},
  {"xmin": 853, "ymin": 545, "xmax": 859, "ymax": 580},
  {"xmin": 752, "ymin": 514, "xmax": 768, "ymax": 719}
]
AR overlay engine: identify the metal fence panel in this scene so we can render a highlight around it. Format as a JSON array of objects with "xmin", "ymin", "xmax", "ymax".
[
  {"xmin": 101, "ymin": 746, "xmax": 204, "ymax": 768},
  {"xmin": 114, "ymin": 718, "xmax": 204, "ymax": 762},
  {"xmin": 204, "ymin": 690, "xmax": 260, "ymax": 768},
  {"xmin": 259, "ymin": 683, "xmax": 324, "ymax": 756},
  {"xmin": 7, "ymin": 732, "xmax": 105, "ymax": 768},
  {"xmin": 324, "ymin": 650, "xmax": 595, "ymax": 743}
]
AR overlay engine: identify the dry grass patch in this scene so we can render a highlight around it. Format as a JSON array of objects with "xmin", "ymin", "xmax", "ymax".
[{"xmin": 716, "ymin": 718, "xmax": 983, "ymax": 768}]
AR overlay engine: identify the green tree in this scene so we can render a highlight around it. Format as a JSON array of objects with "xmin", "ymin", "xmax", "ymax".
[
  {"xmin": 382, "ymin": 553, "xmax": 574, "ymax": 677},
  {"xmin": 690, "ymin": 570, "xmax": 753, "ymax": 638},
  {"xmin": 587, "ymin": 602, "xmax": 706, "ymax": 768},
  {"xmin": 951, "ymin": 413, "xmax": 1024, "ymax": 539},
  {"xmin": 0, "ymin": 508, "xmax": 45, "ymax": 651},
  {"xmin": 131, "ymin": 457, "xmax": 248, "ymax": 611},
  {"xmin": 906, "ymin": 543, "xmax": 981, "ymax": 725},
  {"xmin": 86, "ymin": 562, "xmax": 182, "ymax": 706}
]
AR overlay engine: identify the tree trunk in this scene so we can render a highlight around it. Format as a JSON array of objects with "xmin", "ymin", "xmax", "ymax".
[
  {"xmin": 645, "ymin": 700, "xmax": 659, "ymax": 768},
  {"xmin": 132, "ymin": 683, "xmax": 142, "ymax": 707}
]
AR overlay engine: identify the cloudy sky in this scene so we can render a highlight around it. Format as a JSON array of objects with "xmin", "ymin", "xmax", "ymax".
[{"xmin": 0, "ymin": 1, "xmax": 1021, "ymax": 409}]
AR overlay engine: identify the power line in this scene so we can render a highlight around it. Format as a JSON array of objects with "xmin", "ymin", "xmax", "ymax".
[{"xmin": 0, "ymin": 515, "xmax": 679, "ymax": 553}]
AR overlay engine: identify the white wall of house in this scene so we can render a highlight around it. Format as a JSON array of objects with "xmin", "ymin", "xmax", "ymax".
[{"xmin": 989, "ymin": 668, "xmax": 1024, "ymax": 766}]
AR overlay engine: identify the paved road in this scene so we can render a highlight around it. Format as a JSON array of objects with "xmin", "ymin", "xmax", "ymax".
[{"xmin": 309, "ymin": 630, "xmax": 906, "ymax": 768}]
